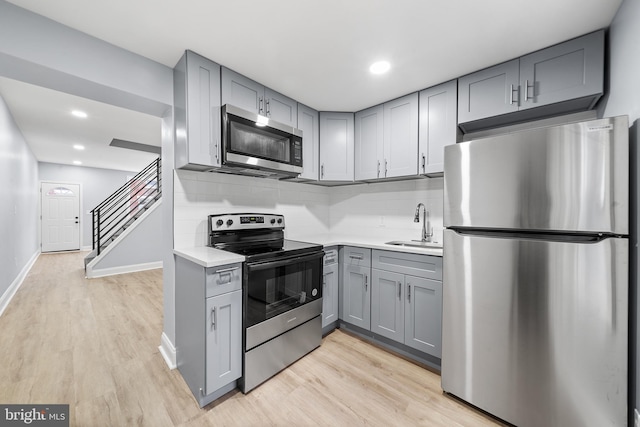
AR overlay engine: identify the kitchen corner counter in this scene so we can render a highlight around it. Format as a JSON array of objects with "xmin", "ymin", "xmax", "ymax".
[
  {"xmin": 290, "ymin": 234, "xmax": 443, "ymax": 257},
  {"xmin": 173, "ymin": 247, "xmax": 245, "ymax": 268}
]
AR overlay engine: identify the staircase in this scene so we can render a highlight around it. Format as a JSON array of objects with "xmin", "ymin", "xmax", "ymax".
[{"xmin": 84, "ymin": 158, "xmax": 162, "ymax": 267}]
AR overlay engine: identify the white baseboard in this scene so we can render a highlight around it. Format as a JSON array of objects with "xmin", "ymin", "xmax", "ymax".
[
  {"xmin": 0, "ymin": 250, "xmax": 40, "ymax": 317},
  {"xmin": 86, "ymin": 261, "xmax": 163, "ymax": 279},
  {"xmin": 159, "ymin": 332, "xmax": 177, "ymax": 370}
]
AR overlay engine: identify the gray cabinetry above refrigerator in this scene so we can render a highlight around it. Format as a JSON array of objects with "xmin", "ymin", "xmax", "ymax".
[{"xmin": 458, "ymin": 30, "xmax": 604, "ymax": 133}]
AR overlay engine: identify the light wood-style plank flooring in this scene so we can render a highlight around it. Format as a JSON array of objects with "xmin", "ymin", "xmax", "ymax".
[{"xmin": 0, "ymin": 251, "xmax": 503, "ymax": 426}]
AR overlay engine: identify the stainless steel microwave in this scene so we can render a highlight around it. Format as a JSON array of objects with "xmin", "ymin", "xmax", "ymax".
[{"xmin": 221, "ymin": 104, "xmax": 303, "ymax": 177}]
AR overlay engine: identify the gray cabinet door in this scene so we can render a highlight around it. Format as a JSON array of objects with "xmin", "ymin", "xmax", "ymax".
[
  {"xmin": 404, "ymin": 275, "xmax": 442, "ymax": 357},
  {"xmin": 264, "ymin": 87, "xmax": 297, "ymax": 127},
  {"xmin": 319, "ymin": 112, "xmax": 354, "ymax": 181},
  {"xmin": 341, "ymin": 264, "xmax": 370, "ymax": 329},
  {"xmin": 205, "ymin": 289, "xmax": 242, "ymax": 394},
  {"xmin": 371, "ymin": 269, "xmax": 405, "ymax": 342},
  {"xmin": 355, "ymin": 104, "xmax": 384, "ymax": 180},
  {"xmin": 175, "ymin": 51, "xmax": 221, "ymax": 169},
  {"xmin": 458, "ymin": 59, "xmax": 520, "ymax": 124},
  {"xmin": 519, "ymin": 30, "xmax": 603, "ymax": 111},
  {"xmin": 383, "ymin": 93, "xmax": 419, "ymax": 178},
  {"xmin": 322, "ymin": 262, "xmax": 339, "ymax": 328},
  {"xmin": 297, "ymin": 104, "xmax": 320, "ymax": 180},
  {"xmin": 221, "ymin": 67, "xmax": 263, "ymax": 114},
  {"xmin": 419, "ymin": 80, "xmax": 458, "ymax": 175}
]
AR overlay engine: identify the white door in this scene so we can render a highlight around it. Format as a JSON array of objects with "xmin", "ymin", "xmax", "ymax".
[{"xmin": 41, "ymin": 182, "xmax": 80, "ymax": 252}]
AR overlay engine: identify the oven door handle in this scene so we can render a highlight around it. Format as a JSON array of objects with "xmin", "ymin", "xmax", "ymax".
[{"xmin": 246, "ymin": 251, "xmax": 324, "ymax": 272}]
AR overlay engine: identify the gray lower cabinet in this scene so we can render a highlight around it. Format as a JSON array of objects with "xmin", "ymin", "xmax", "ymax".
[
  {"xmin": 370, "ymin": 250, "xmax": 443, "ymax": 359},
  {"xmin": 176, "ymin": 257, "xmax": 242, "ymax": 407},
  {"xmin": 174, "ymin": 50, "xmax": 222, "ymax": 171},
  {"xmin": 339, "ymin": 247, "xmax": 371, "ymax": 329},
  {"xmin": 458, "ymin": 30, "xmax": 604, "ymax": 132},
  {"xmin": 404, "ymin": 275, "xmax": 442, "ymax": 357},
  {"xmin": 322, "ymin": 248, "xmax": 339, "ymax": 329}
]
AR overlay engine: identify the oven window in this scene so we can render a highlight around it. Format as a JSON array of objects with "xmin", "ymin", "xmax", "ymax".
[
  {"xmin": 229, "ymin": 121, "xmax": 290, "ymax": 162},
  {"xmin": 245, "ymin": 256, "xmax": 322, "ymax": 328}
]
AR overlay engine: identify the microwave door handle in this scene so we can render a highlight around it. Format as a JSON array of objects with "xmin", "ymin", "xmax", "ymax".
[{"xmin": 246, "ymin": 251, "xmax": 324, "ymax": 272}]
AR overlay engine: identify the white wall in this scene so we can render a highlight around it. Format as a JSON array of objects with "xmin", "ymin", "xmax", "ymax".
[
  {"xmin": 0, "ymin": 94, "xmax": 39, "ymax": 303},
  {"xmin": 38, "ymin": 162, "xmax": 135, "ymax": 249},
  {"xmin": 173, "ymin": 171, "xmax": 331, "ymax": 248}
]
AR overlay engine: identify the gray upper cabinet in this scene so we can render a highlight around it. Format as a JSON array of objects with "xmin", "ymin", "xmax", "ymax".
[
  {"xmin": 354, "ymin": 93, "xmax": 419, "ymax": 180},
  {"xmin": 174, "ymin": 50, "xmax": 222, "ymax": 171},
  {"xmin": 418, "ymin": 80, "xmax": 458, "ymax": 176},
  {"xmin": 458, "ymin": 30, "xmax": 604, "ymax": 132},
  {"xmin": 221, "ymin": 67, "xmax": 297, "ymax": 127},
  {"xmin": 297, "ymin": 104, "xmax": 320, "ymax": 181},
  {"xmin": 519, "ymin": 30, "xmax": 604, "ymax": 111},
  {"xmin": 458, "ymin": 59, "xmax": 520, "ymax": 125},
  {"xmin": 383, "ymin": 93, "xmax": 419, "ymax": 178},
  {"xmin": 319, "ymin": 112, "xmax": 355, "ymax": 182},
  {"xmin": 355, "ymin": 105, "xmax": 384, "ymax": 180}
]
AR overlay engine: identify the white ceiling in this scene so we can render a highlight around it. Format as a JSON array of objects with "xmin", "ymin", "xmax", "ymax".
[{"xmin": 0, "ymin": 0, "xmax": 623, "ymax": 172}]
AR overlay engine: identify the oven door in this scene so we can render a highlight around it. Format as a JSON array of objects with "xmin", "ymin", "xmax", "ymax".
[{"xmin": 244, "ymin": 251, "xmax": 323, "ymax": 330}]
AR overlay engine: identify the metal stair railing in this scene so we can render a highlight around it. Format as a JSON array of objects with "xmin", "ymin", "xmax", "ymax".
[{"xmin": 91, "ymin": 157, "xmax": 162, "ymax": 255}]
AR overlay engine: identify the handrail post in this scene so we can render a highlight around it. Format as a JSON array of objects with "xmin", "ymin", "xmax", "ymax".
[
  {"xmin": 96, "ymin": 209, "xmax": 101, "ymax": 255},
  {"xmin": 92, "ymin": 210, "xmax": 95, "ymax": 250}
]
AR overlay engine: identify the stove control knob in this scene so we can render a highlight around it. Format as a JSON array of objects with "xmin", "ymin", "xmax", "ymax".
[
  {"xmin": 227, "ymin": 219, "xmax": 233, "ymax": 226},
  {"xmin": 216, "ymin": 219, "xmax": 223, "ymax": 227},
  {"xmin": 270, "ymin": 218, "xmax": 276, "ymax": 225},
  {"xmin": 277, "ymin": 218, "xmax": 283, "ymax": 224}
]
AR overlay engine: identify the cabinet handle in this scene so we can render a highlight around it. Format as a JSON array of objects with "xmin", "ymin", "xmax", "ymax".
[
  {"xmin": 216, "ymin": 266, "xmax": 239, "ymax": 274},
  {"xmin": 408, "ymin": 284, "xmax": 411, "ymax": 302},
  {"xmin": 365, "ymin": 274, "xmax": 368, "ymax": 291},
  {"xmin": 421, "ymin": 153, "xmax": 426, "ymax": 172},
  {"xmin": 377, "ymin": 160, "xmax": 381, "ymax": 178},
  {"xmin": 384, "ymin": 159, "xmax": 388, "ymax": 177},
  {"xmin": 211, "ymin": 307, "xmax": 217, "ymax": 330},
  {"xmin": 321, "ymin": 164, "xmax": 324, "ymax": 179},
  {"xmin": 509, "ymin": 84, "xmax": 519, "ymax": 105},
  {"xmin": 214, "ymin": 141, "xmax": 219, "ymax": 163},
  {"xmin": 266, "ymin": 99, "xmax": 271, "ymax": 116},
  {"xmin": 524, "ymin": 79, "xmax": 533, "ymax": 102},
  {"xmin": 398, "ymin": 281, "xmax": 402, "ymax": 299},
  {"xmin": 259, "ymin": 97, "xmax": 264, "ymax": 115}
]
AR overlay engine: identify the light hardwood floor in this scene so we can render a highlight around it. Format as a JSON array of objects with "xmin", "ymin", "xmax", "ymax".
[{"xmin": 0, "ymin": 251, "xmax": 504, "ymax": 426}]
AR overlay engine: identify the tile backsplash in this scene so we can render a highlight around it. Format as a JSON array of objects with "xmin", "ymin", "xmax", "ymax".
[{"xmin": 173, "ymin": 170, "xmax": 444, "ymax": 248}]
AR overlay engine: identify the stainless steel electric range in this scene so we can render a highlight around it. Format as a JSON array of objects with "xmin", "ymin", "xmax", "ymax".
[{"xmin": 207, "ymin": 213, "xmax": 324, "ymax": 393}]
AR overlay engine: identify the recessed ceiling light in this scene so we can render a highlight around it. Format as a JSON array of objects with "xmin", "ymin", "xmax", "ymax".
[
  {"xmin": 369, "ymin": 61, "xmax": 391, "ymax": 75},
  {"xmin": 71, "ymin": 110, "xmax": 87, "ymax": 118},
  {"xmin": 73, "ymin": 160, "xmax": 82, "ymax": 165},
  {"xmin": 73, "ymin": 144, "xmax": 85, "ymax": 150}
]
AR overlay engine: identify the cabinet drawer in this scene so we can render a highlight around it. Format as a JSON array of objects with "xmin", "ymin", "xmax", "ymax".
[
  {"xmin": 341, "ymin": 246, "xmax": 371, "ymax": 268},
  {"xmin": 324, "ymin": 247, "xmax": 338, "ymax": 266},
  {"xmin": 372, "ymin": 250, "xmax": 442, "ymax": 281},
  {"xmin": 206, "ymin": 263, "xmax": 242, "ymax": 298}
]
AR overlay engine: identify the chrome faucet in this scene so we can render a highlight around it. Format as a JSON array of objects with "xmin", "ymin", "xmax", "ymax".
[{"xmin": 414, "ymin": 203, "xmax": 433, "ymax": 242}]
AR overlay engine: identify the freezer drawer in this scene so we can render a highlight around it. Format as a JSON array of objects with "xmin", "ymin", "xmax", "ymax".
[{"xmin": 441, "ymin": 229, "xmax": 628, "ymax": 427}]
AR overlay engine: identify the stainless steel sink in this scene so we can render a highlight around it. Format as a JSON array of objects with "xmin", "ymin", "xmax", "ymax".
[{"xmin": 385, "ymin": 240, "xmax": 442, "ymax": 249}]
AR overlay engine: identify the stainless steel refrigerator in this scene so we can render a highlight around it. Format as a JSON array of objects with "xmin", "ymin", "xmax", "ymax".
[{"xmin": 442, "ymin": 116, "xmax": 629, "ymax": 427}]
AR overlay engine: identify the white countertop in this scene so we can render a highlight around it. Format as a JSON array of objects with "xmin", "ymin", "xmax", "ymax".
[
  {"xmin": 173, "ymin": 246, "xmax": 245, "ymax": 268},
  {"xmin": 174, "ymin": 234, "xmax": 442, "ymax": 267}
]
